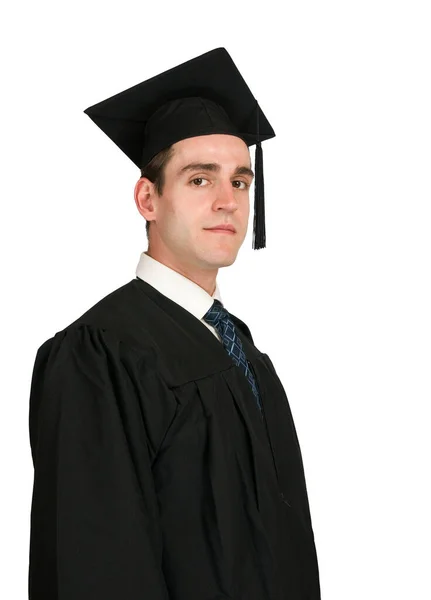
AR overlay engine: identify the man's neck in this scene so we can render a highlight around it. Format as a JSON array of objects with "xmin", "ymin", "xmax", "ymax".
[{"xmin": 145, "ymin": 249, "xmax": 218, "ymax": 297}]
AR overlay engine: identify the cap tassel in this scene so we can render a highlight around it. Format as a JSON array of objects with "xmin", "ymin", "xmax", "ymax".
[
  {"xmin": 253, "ymin": 141, "xmax": 266, "ymax": 250},
  {"xmin": 253, "ymin": 99, "xmax": 266, "ymax": 250}
]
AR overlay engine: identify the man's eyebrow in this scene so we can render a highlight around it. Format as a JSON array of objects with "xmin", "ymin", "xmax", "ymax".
[
  {"xmin": 178, "ymin": 162, "xmax": 254, "ymax": 179},
  {"xmin": 235, "ymin": 166, "xmax": 255, "ymax": 179}
]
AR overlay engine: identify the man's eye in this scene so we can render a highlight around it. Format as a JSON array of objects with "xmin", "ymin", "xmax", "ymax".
[
  {"xmin": 232, "ymin": 180, "xmax": 249, "ymax": 190},
  {"xmin": 191, "ymin": 177, "xmax": 209, "ymax": 187}
]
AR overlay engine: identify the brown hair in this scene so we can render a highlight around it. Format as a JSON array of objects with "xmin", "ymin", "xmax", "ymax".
[{"xmin": 140, "ymin": 145, "xmax": 175, "ymax": 238}]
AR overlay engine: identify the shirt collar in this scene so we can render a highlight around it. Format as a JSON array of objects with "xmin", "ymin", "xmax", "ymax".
[{"xmin": 135, "ymin": 251, "xmax": 223, "ymax": 320}]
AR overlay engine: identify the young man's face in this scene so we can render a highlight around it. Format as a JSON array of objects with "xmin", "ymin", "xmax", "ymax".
[{"xmin": 140, "ymin": 134, "xmax": 253, "ymax": 274}]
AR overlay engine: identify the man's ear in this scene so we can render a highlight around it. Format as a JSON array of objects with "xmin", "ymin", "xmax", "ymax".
[{"xmin": 134, "ymin": 177, "xmax": 157, "ymax": 222}]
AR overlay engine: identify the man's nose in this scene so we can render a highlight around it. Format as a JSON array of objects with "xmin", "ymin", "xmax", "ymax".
[{"xmin": 215, "ymin": 181, "xmax": 238, "ymax": 208}]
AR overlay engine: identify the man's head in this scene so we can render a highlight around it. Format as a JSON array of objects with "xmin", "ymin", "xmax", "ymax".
[{"xmin": 135, "ymin": 133, "xmax": 253, "ymax": 276}]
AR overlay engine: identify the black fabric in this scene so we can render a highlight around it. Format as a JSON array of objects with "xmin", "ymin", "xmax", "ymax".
[
  {"xmin": 83, "ymin": 48, "xmax": 275, "ymax": 169},
  {"xmin": 28, "ymin": 277, "xmax": 321, "ymax": 599}
]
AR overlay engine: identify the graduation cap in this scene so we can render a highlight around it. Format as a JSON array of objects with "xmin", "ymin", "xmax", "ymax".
[{"xmin": 83, "ymin": 47, "xmax": 275, "ymax": 249}]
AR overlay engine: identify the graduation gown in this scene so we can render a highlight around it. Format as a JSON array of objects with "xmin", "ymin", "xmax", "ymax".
[{"xmin": 28, "ymin": 277, "xmax": 321, "ymax": 599}]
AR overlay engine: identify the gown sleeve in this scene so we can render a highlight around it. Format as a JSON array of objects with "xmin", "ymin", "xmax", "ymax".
[{"xmin": 28, "ymin": 324, "xmax": 174, "ymax": 600}]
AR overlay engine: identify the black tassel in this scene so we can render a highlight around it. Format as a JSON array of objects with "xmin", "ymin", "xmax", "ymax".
[{"xmin": 253, "ymin": 140, "xmax": 266, "ymax": 249}]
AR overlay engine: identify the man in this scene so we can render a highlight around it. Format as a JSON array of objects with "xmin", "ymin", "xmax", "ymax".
[{"xmin": 28, "ymin": 48, "xmax": 321, "ymax": 599}]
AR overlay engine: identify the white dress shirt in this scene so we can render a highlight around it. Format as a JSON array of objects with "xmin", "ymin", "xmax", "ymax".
[{"xmin": 135, "ymin": 250, "xmax": 223, "ymax": 342}]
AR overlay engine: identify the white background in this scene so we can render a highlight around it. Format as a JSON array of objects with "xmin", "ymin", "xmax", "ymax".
[{"xmin": 2, "ymin": 1, "xmax": 430, "ymax": 598}]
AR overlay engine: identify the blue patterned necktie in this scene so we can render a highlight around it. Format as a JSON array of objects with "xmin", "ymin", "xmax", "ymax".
[{"xmin": 203, "ymin": 299, "xmax": 262, "ymax": 413}]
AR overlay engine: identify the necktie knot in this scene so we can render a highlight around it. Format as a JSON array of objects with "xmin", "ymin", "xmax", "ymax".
[{"xmin": 203, "ymin": 299, "xmax": 230, "ymax": 328}]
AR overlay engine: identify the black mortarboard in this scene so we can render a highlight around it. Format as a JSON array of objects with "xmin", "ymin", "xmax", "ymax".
[{"xmin": 83, "ymin": 47, "xmax": 275, "ymax": 249}]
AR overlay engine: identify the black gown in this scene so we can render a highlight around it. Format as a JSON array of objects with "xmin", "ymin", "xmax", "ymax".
[{"xmin": 28, "ymin": 276, "xmax": 321, "ymax": 600}]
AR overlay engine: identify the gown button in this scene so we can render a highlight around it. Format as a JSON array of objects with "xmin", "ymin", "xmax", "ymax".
[{"xmin": 279, "ymin": 492, "xmax": 291, "ymax": 507}]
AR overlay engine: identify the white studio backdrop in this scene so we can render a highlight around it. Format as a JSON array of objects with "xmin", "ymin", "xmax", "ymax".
[{"xmin": 1, "ymin": 1, "xmax": 430, "ymax": 598}]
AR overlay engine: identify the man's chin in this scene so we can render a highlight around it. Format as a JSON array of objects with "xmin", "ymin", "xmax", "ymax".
[{"xmin": 204, "ymin": 253, "xmax": 238, "ymax": 268}]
